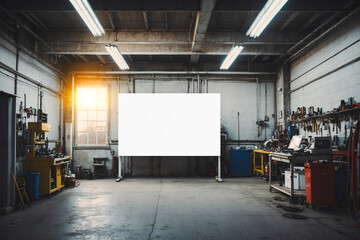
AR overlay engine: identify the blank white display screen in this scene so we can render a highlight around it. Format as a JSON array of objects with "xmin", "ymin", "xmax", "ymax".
[{"xmin": 118, "ymin": 93, "xmax": 220, "ymax": 156}]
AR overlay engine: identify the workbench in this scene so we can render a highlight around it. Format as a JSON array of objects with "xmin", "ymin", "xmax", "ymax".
[
  {"xmin": 269, "ymin": 152, "xmax": 332, "ymax": 202},
  {"xmin": 27, "ymin": 122, "xmax": 71, "ymax": 195},
  {"xmin": 28, "ymin": 156, "xmax": 71, "ymax": 194},
  {"xmin": 253, "ymin": 149, "xmax": 269, "ymax": 176}
]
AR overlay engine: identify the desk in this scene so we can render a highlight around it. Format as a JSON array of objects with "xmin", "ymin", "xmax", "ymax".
[
  {"xmin": 269, "ymin": 152, "xmax": 332, "ymax": 202},
  {"xmin": 253, "ymin": 149, "xmax": 269, "ymax": 176}
]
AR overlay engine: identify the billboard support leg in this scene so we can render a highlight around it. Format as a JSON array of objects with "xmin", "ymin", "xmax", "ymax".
[
  {"xmin": 216, "ymin": 156, "xmax": 223, "ymax": 182},
  {"xmin": 116, "ymin": 156, "xmax": 123, "ymax": 182}
]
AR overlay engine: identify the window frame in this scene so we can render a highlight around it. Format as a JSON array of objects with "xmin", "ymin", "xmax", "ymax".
[{"xmin": 75, "ymin": 85, "xmax": 110, "ymax": 148}]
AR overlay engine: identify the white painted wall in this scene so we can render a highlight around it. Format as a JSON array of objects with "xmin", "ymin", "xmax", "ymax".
[
  {"xmin": 73, "ymin": 77, "xmax": 276, "ymax": 176},
  {"xmin": 208, "ymin": 80, "xmax": 275, "ymax": 141},
  {"xmin": 289, "ymin": 14, "xmax": 360, "ymax": 143},
  {"xmin": 132, "ymin": 78, "xmax": 275, "ymax": 141},
  {"xmin": 0, "ymin": 36, "xmax": 62, "ymax": 141},
  {"xmin": 290, "ymin": 15, "xmax": 360, "ymax": 112}
]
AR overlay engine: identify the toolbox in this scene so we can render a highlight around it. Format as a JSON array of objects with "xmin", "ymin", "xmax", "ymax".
[{"xmin": 305, "ymin": 162, "xmax": 335, "ymax": 206}]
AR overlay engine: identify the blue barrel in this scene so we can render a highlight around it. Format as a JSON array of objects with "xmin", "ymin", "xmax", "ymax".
[{"xmin": 21, "ymin": 172, "xmax": 40, "ymax": 200}]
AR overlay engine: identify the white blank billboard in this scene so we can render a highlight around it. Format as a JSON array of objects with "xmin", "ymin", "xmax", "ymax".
[{"xmin": 118, "ymin": 93, "xmax": 220, "ymax": 156}]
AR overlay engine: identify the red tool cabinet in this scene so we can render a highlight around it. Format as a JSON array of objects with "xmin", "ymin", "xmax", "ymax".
[{"xmin": 305, "ymin": 162, "xmax": 335, "ymax": 206}]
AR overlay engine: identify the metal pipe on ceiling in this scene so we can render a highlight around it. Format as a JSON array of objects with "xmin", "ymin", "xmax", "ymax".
[
  {"xmin": 286, "ymin": 13, "xmax": 339, "ymax": 55},
  {"xmin": 290, "ymin": 56, "xmax": 360, "ymax": 93},
  {"xmin": 0, "ymin": 32, "xmax": 65, "ymax": 80},
  {"xmin": 286, "ymin": 6, "xmax": 360, "ymax": 63},
  {"xmin": 76, "ymin": 75, "xmax": 276, "ymax": 82},
  {"xmin": 139, "ymin": 76, "xmax": 273, "ymax": 81},
  {"xmin": 206, "ymin": 77, "xmax": 275, "ymax": 82},
  {"xmin": 0, "ymin": 60, "xmax": 61, "ymax": 95},
  {"xmin": 70, "ymin": 71, "xmax": 277, "ymax": 76},
  {"xmin": 133, "ymin": 77, "xmax": 193, "ymax": 80},
  {"xmin": 289, "ymin": 39, "xmax": 360, "ymax": 83},
  {"xmin": 197, "ymin": 75, "xmax": 200, "ymax": 93},
  {"xmin": 0, "ymin": 6, "xmax": 71, "ymax": 69},
  {"xmin": 205, "ymin": 79, "xmax": 208, "ymax": 93},
  {"xmin": 192, "ymin": 77, "xmax": 194, "ymax": 93}
]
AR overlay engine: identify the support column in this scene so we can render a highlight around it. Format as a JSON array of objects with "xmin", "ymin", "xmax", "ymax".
[{"xmin": 283, "ymin": 63, "xmax": 291, "ymax": 130}]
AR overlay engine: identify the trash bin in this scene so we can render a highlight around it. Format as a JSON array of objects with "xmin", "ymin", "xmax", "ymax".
[{"xmin": 21, "ymin": 172, "xmax": 40, "ymax": 200}]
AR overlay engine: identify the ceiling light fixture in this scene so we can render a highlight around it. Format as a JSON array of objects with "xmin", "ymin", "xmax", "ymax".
[
  {"xmin": 69, "ymin": 0, "xmax": 105, "ymax": 37},
  {"xmin": 220, "ymin": 45, "xmax": 244, "ymax": 70},
  {"xmin": 246, "ymin": 0, "xmax": 288, "ymax": 38},
  {"xmin": 105, "ymin": 45, "xmax": 129, "ymax": 70}
]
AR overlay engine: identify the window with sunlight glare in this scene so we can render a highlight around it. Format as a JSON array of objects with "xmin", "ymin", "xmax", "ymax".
[{"xmin": 76, "ymin": 87, "xmax": 108, "ymax": 146}]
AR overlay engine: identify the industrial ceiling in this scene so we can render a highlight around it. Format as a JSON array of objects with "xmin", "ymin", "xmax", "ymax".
[{"xmin": 0, "ymin": 0, "xmax": 359, "ymax": 73}]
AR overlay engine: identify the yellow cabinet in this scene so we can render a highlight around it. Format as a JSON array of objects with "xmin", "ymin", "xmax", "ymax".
[
  {"xmin": 28, "ymin": 157, "xmax": 70, "ymax": 195},
  {"xmin": 27, "ymin": 122, "xmax": 71, "ymax": 195}
]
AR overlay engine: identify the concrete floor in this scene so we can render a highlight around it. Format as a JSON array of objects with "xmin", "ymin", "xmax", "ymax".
[{"xmin": 0, "ymin": 178, "xmax": 359, "ymax": 240}]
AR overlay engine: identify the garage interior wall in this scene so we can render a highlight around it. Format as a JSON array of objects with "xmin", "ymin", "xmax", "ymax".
[
  {"xmin": 289, "ymin": 14, "xmax": 360, "ymax": 144},
  {"xmin": 0, "ymin": 35, "xmax": 63, "ymax": 171},
  {"xmin": 71, "ymin": 77, "xmax": 275, "ymax": 177}
]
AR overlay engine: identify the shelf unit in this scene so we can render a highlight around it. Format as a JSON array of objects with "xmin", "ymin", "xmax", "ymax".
[{"xmin": 289, "ymin": 108, "xmax": 360, "ymax": 123}]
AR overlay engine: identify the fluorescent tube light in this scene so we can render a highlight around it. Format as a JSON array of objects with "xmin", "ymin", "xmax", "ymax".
[
  {"xmin": 69, "ymin": 0, "xmax": 105, "ymax": 37},
  {"xmin": 246, "ymin": 0, "xmax": 288, "ymax": 38},
  {"xmin": 220, "ymin": 45, "xmax": 244, "ymax": 70},
  {"xmin": 105, "ymin": 45, "xmax": 130, "ymax": 70}
]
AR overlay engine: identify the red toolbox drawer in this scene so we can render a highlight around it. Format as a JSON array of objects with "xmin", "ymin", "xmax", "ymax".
[{"xmin": 304, "ymin": 163, "xmax": 335, "ymax": 206}]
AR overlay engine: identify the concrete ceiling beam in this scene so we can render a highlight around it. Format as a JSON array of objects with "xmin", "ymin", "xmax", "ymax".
[
  {"xmin": 299, "ymin": 12, "xmax": 322, "ymax": 32},
  {"xmin": 39, "ymin": 31, "xmax": 303, "ymax": 45},
  {"xmin": 65, "ymin": 61, "xmax": 277, "ymax": 72},
  {"xmin": 107, "ymin": 12, "xmax": 115, "ymax": 31},
  {"xmin": 97, "ymin": 55, "xmax": 106, "ymax": 64},
  {"xmin": 40, "ymin": 43, "xmax": 289, "ymax": 56},
  {"xmin": 279, "ymin": 12, "xmax": 299, "ymax": 31},
  {"xmin": 164, "ymin": 12, "xmax": 168, "ymax": 32},
  {"xmin": 190, "ymin": 0, "xmax": 217, "ymax": 64},
  {"xmin": 143, "ymin": 12, "xmax": 149, "ymax": 31},
  {"xmin": 77, "ymin": 55, "xmax": 89, "ymax": 62}
]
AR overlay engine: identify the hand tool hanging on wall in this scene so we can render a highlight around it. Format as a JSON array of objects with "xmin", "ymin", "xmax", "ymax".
[
  {"xmin": 309, "ymin": 106, "xmax": 314, "ymax": 116},
  {"xmin": 307, "ymin": 123, "xmax": 312, "ymax": 132},
  {"xmin": 335, "ymin": 118, "xmax": 339, "ymax": 134},
  {"xmin": 338, "ymin": 118, "xmax": 341, "ymax": 132},
  {"xmin": 312, "ymin": 121, "xmax": 316, "ymax": 133},
  {"xmin": 340, "ymin": 100, "xmax": 346, "ymax": 111},
  {"xmin": 345, "ymin": 124, "xmax": 347, "ymax": 146},
  {"xmin": 320, "ymin": 122, "xmax": 323, "ymax": 136},
  {"xmin": 301, "ymin": 107, "xmax": 306, "ymax": 118}
]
